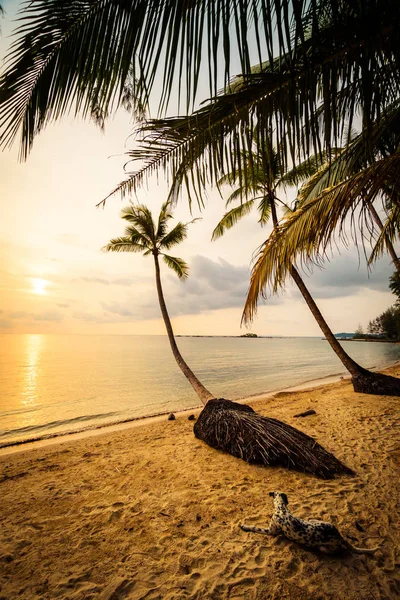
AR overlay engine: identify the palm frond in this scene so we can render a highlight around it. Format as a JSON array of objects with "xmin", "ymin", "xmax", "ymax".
[
  {"xmin": 257, "ymin": 196, "xmax": 272, "ymax": 225},
  {"xmin": 369, "ymin": 204, "xmax": 400, "ymax": 266},
  {"xmin": 156, "ymin": 200, "xmax": 173, "ymax": 239},
  {"xmin": 0, "ymin": 0, "xmax": 296, "ymax": 157},
  {"xmin": 159, "ymin": 221, "xmax": 189, "ymax": 250},
  {"xmin": 212, "ymin": 201, "xmax": 255, "ymax": 240},
  {"xmin": 241, "ymin": 152, "xmax": 400, "ymax": 324},
  {"xmin": 162, "ymin": 253, "xmax": 189, "ymax": 279},
  {"xmin": 102, "ymin": 236, "xmax": 148, "ymax": 253},
  {"xmin": 120, "ymin": 204, "xmax": 156, "ymax": 243}
]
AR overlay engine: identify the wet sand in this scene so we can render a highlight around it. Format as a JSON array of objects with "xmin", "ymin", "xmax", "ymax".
[{"xmin": 0, "ymin": 366, "xmax": 399, "ymax": 599}]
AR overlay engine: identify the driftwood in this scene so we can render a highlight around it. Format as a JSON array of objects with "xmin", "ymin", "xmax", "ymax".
[
  {"xmin": 194, "ymin": 398, "xmax": 354, "ymax": 479},
  {"xmin": 294, "ymin": 409, "xmax": 316, "ymax": 418}
]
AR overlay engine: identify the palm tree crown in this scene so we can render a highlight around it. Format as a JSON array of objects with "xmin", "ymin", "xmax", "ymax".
[{"xmin": 103, "ymin": 202, "xmax": 193, "ymax": 279}]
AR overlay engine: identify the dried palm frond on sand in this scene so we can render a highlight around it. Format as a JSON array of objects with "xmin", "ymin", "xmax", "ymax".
[{"xmin": 194, "ymin": 398, "xmax": 354, "ymax": 479}]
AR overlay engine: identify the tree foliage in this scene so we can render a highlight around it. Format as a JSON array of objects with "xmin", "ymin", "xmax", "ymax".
[
  {"xmin": 368, "ymin": 305, "xmax": 400, "ymax": 340},
  {"xmin": 103, "ymin": 201, "xmax": 196, "ymax": 279},
  {"xmin": 0, "ymin": 0, "xmax": 399, "ymax": 169}
]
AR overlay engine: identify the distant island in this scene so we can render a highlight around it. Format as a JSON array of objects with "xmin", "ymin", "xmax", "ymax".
[
  {"xmin": 239, "ymin": 333, "xmax": 258, "ymax": 338},
  {"xmin": 334, "ymin": 332, "xmax": 355, "ymax": 339}
]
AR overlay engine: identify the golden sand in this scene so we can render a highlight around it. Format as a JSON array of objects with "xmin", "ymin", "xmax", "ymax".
[{"xmin": 0, "ymin": 367, "xmax": 399, "ymax": 599}]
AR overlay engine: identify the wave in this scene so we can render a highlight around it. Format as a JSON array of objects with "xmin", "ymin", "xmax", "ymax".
[
  {"xmin": 0, "ymin": 411, "xmax": 122, "ymax": 440},
  {"xmin": 0, "ymin": 405, "xmax": 201, "ymax": 450}
]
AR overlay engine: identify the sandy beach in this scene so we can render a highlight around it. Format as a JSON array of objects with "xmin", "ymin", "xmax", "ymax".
[{"xmin": 0, "ymin": 366, "xmax": 399, "ymax": 600}]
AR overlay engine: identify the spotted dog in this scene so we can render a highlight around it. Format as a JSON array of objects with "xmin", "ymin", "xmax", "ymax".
[{"xmin": 240, "ymin": 491, "xmax": 380, "ymax": 554}]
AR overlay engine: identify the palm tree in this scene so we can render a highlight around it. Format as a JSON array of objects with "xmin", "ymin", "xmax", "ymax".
[
  {"xmin": 103, "ymin": 201, "xmax": 353, "ymax": 478},
  {"xmin": 212, "ymin": 142, "xmax": 395, "ymax": 394},
  {"xmin": 103, "ymin": 202, "xmax": 214, "ymax": 405},
  {"xmin": 252, "ymin": 103, "xmax": 400, "ymax": 281}
]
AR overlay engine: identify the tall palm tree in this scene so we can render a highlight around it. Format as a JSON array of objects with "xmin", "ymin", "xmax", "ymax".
[
  {"xmin": 103, "ymin": 202, "xmax": 214, "ymax": 405},
  {"xmin": 103, "ymin": 201, "xmax": 353, "ymax": 478},
  {"xmin": 212, "ymin": 142, "xmax": 385, "ymax": 393}
]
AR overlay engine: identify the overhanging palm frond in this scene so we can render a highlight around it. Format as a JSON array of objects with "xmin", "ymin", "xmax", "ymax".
[
  {"xmin": 1, "ymin": 1, "xmax": 399, "ymax": 167},
  {"xmin": 0, "ymin": 0, "xmax": 309, "ymax": 158},
  {"xmin": 162, "ymin": 254, "xmax": 189, "ymax": 279},
  {"xmin": 368, "ymin": 203, "xmax": 400, "ymax": 266},
  {"xmin": 298, "ymin": 101, "xmax": 400, "ymax": 206}
]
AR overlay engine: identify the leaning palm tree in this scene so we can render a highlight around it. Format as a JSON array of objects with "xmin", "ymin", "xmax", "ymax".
[
  {"xmin": 261, "ymin": 102, "xmax": 400, "ymax": 277},
  {"xmin": 103, "ymin": 201, "xmax": 353, "ymax": 478},
  {"xmin": 103, "ymin": 202, "xmax": 214, "ymax": 405},
  {"xmin": 211, "ymin": 141, "xmax": 400, "ymax": 395}
]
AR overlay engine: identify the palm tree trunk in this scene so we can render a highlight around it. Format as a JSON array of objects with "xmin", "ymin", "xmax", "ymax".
[
  {"xmin": 269, "ymin": 196, "xmax": 400, "ymax": 395},
  {"xmin": 153, "ymin": 252, "xmax": 215, "ymax": 405}
]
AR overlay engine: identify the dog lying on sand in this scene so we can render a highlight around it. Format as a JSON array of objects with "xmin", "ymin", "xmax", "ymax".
[{"xmin": 240, "ymin": 491, "xmax": 380, "ymax": 555}]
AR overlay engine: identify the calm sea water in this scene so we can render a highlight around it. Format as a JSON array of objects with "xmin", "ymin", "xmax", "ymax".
[{"xmin": 1, "ymin": 334, "xmax": 399, "ymax": 447}]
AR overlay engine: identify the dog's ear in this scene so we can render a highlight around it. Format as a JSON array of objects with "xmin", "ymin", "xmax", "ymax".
[
  {"xmin": 269, "ymin": 491, "xmax": 275, "ymax": 498},
  {"xmin": 281, "ymin": 493, "xmax": 289, "ymax": 505}
]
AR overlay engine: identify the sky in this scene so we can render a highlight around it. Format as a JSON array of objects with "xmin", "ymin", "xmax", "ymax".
[{"xmin": 0, "ymin": 1, "xmax": 397, "ymax": 337}]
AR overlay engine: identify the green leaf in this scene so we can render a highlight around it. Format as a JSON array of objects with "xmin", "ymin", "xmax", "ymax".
[{"xmin": 162, "ymin": 253, "xmax": 189, "ymax": 279}]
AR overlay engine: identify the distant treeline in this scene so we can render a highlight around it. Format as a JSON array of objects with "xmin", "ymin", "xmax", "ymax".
[{"xmin": 355, "ymin": 274, "xmax": 400, "ymax": 341}]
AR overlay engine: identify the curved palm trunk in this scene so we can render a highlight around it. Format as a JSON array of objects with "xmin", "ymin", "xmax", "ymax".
[
  {"xmin": 153, "ymin": 252, "xmax": 215, "ymax": 405},
  {"xmin": 269, "ymin": 197, "xmax": 400, "ymax": 396}
]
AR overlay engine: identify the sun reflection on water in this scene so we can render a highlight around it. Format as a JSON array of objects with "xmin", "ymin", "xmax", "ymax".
[{"xmin": 21, "ymin": 334, "xmax": 44, "ymax": 407}]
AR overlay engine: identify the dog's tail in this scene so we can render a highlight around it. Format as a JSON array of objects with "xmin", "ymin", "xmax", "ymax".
[
  {"xmin": 343, "ymin": 540, "xmax": 381, "ymax": 554},
  {"xmin": 240, "ymin": 524, "xmax": 270, "ymax": 535}
]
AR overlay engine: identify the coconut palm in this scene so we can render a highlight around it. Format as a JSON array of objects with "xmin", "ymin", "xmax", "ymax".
[
  {"xmin": 249, "ymin": 103, "xmax": 400, "ymax": 283},
  {"xmin": 103, "ymin": 201, "xmax": 353, "ymax": 478},
  {"xmin": 103, "ymin": 202, "xmax": 214, "ymax": 405},
  {"xmin": 211, "ymin": 142, "xmax": 400, "ymax": 394}
]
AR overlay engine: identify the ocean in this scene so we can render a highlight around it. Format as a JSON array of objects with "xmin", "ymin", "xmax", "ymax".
[{"xmin": 1, "ymin": 334, "xmax": 399, "ymax": 447}]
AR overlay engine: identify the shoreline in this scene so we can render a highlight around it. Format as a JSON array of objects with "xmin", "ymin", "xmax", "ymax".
[
  {"xmin": 1, "ymin": 360, "xmax": 397, "ymax": 457},
  {"xmin": 0, "ymin": 370, "xmax": 350, "ymax": 455}
]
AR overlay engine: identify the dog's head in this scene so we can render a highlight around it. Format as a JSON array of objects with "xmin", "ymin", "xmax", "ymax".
[{"xmin": 269, "ymin": 491, "xmax": 289, "ymax": 505}]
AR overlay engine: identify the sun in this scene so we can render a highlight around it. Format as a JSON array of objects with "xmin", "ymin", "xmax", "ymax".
[{"xmin": 31, "ymin": 278, "xmax": 48, "ymax": 295}]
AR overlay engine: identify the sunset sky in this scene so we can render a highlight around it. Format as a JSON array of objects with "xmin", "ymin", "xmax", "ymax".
[{"xmin": 0, "ymin": 1, "xmax": 396, "ymax": 337}]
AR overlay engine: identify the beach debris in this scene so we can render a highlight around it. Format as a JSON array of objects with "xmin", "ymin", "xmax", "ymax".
[
  {"xmin": 168, "ymin": 413, "xmax": 176, "ymax": 421},
  {"xmin": 194, "ymin": 398, "xmax": 354, "ymax": 479},
  {"xmin": 294, "ymin": 409, "xmax": 317, "ymax": 418},
  {"xmin": 188, "ymin": 414, "xmax": 196, "ymax": 421}
]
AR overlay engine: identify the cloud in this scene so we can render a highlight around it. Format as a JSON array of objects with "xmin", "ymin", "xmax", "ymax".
[
  {"xmin": 100, "ymin": 255, "xmax": 283, "ymax": 321},
  {"xmin": 78, "ymin": 276, "xmax": 134, "ymax": 286},
  {"xmin": 80, "ymin": 276, "xmax": 110, "ymax": 285},
  {"xmin": 0, "ymin": 319, "xmax": 12, "ymax": 329},
  {"xmin": 32, "ymin": 311, "xmax": 63, "ymax": 322},
  {"xmin": 7, "ymin": 310, "xmax": 63, "ymax": 322},
  {"xmin": 295, "ymin": 252, "xmax": 395, "ymax": 299},
  {"xmin": 72, "ymin": 311, "xmax": 115, "ymax": 323}
]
